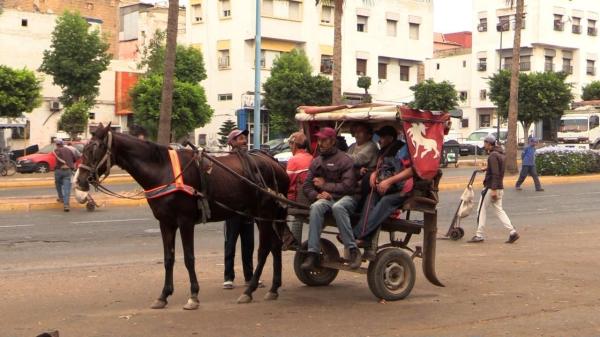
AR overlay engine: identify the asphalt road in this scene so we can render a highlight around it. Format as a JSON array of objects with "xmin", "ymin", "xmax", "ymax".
[{"xmin": 2, "ymin": 181, "xmax": 600, "ymax": 336}]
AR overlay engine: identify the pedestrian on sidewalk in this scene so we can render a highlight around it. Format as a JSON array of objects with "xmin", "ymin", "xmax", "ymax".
[
  {"xmin": 468, "ymin": 135, "xmax": 520, "ymax": 244},
  {"xmin": 515, "ymin": 137, "xmax": 544, "ymax": 191},
  {"xmin": 53, "ymin": 139, "xmax": 77, "ymax": 212}
]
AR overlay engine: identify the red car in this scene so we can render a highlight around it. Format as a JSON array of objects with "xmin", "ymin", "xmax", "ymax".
[{"xmin": 16, "ymin": 142, "xmax": 85, "ymax": 173}]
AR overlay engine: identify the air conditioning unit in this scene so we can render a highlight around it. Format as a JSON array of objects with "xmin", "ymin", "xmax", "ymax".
[
  {"xmin": 477, "ymin": 63, "xmax": 487, "ymax": 71},
  {"xmin": 49, "ymin": 100, "xmax": 62, "ymax": 111},
  {"xmin": 477, "ymin": 24, "xmax": 487, "ymax": 32}
]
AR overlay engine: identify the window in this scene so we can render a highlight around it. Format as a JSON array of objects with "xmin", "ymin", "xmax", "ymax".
[
  {"xmin": 357, "ymin": 15, "xmax": 368, "ymax": 32},
  {"xmin": 503, "ymin": 57, "xmax": 512, "ymax": 70},
  {"xmin": 478, "ymin": 18, "xmax": 487, "ymax": 32},
  {"xmin": 544, "ymin": 56, "xmax": 554, "ymax": 71},
  {"xmin": 288, "ymin": 0, "xmax": 302, "ymax": 20},
  {"xmin": 480, "ymin": 115, "xmax": 491, "ymax": 128},
  {"xmin": 262, "ymin": 0, "xmax": 273, "ymax": 16},
  {"xmin": 463, "ymin": 60, "xmax": 467, "ymax": 68},
  {"xmin": 218, "ymin": 50, "xmax": 230, "ymax": 69},
  {"xmin": 554, "ymin": 14, "xmax": 564, "ymax": 31},
  {"xmin": 220, "ymin": 0, "xmax": 231, "ymax": 18},
  {"xmin": 589, "ymin": 19, "xmax": 598, "ymax": 36},
  {"xmin": 480, "ymin": 89, "xmax": 487, "ymax": 100},
  {"xmin": 378, "ymin": 62, "xmax": 387, "ymax": 79},
  {"xmin": 590, "ymin": 115, "xmax": 600, "ymax": 129},
  {"xmin": 409, "ymin": 23, "xmax": 419, "ymax": 40},
  {"xmin": 587, "ymin": 60, "xmax": 596, "ymax": 75},
  {"xmin": 264, "ymin": 0, "xmax": 301, "ymax": 20},
  {"xmin": 192, "ymin": 4, "xmax": 203, "ymax": 23},
  {"xmin": 459, "ymin": 91, "xmax": 468, "ymax": 101},
  {"xmin": 436, "ymin": 63, "xmax": 440, "ymax": 70},
  {"xmin": 260, "ymin": 49, "xmax": 266, "ymax": 68},
  {"xmin": 400, "ymin": 65, "xmax": 410, "ymax": 81},
  {"xmin": 198, "ymin": 134, "xmax": 207, "ymax": 146},
  {"xmin": 520, "ymin": 55, "xmax": 531, "ymax": 71},
  {"xmin": 320, "ymin": 55, "xmax": 333, "ymax": 74},
  {"xmin": 477, "ymin": 58, "xmax": 487, "ymax": 71},
  {"xmin": 497, "ymin": 16, "xmax": 509, "ymax": 31},
  {"xmin": 218, "ymin": 94, "xmax": 233, "ymax": 101},
  {"xmin": 572, "ymin": 17, "xmax": 581, "ymax": 34},
  {"xmin": 461, "ymin": 118, "xmax": 469, "ymax": 128},
  {"xmin": 21, "ymin": 18, "xmax": 28, "ymax": 27},
  {"xmin": 88, "ymin": 112, "xmax": 96, "ymax": 120},
  {"xmin": 386, "ymin": 19, "xmax": 397, "ymax": 36},
  {"xmin": 562, "ymin": 58, "xmax": 573, "ymax": 74},
  {"xmin": 321, "ymin": 5, "xmax": 333, "ymax": 24},
  {"xmin": 356, "ymin": 59, "xmax": 367, "ymax": 76}
]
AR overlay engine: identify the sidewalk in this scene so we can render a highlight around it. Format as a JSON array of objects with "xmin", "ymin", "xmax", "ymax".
[{"xmin": 2, "ymin": 169, "xmax": 600, "ymax": 212}]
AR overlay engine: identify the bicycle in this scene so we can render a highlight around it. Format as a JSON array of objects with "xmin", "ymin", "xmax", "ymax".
[{"xmin": 0, "ymin": 152, "xmax": 17, "ymax": 176}]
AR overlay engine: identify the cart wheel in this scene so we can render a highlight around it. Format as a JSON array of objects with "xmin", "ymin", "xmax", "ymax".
[
  {"xmin": 367, "ymin": 248, "xmax": 415, "ymax": 301},
  {"xmin": 294, "ymin": 239, "xmax": 340, "ymax": 287},
  {"xmin": 449, "ymin": 227, "xmax": 464, "ymax": 241},
  {"xmin": 86, "ymin": 202, "xmax": 96, "ymax": 212}
]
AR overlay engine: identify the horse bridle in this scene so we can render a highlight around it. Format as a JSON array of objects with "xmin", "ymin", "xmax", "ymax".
[{"xmin": 79, "ymin": 131, "xmax": 113, "ymax": 186}]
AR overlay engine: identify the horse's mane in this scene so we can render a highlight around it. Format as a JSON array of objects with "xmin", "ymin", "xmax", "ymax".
[{"xmin": 114, "ymin": 132, "xmax": 169, "ymax": 164}]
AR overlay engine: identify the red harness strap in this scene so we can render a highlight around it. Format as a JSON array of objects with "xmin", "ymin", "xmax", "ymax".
[{"xmin": 144, "ymin": 149, "xmax": 196, "ymax": 199}]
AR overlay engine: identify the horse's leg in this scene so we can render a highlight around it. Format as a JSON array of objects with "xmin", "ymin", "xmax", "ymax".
[
  {"xmin": 265, "ymin": 233, "xmax": 283, "ymax": 301},
  {"xmin": 179, "ymin": 221, "xmax": 200, "ymax": 310},
  {"xmin": 237, "ymin": 221, "xmax": 270, "ymax": 304},
  {"xmin": 151, "ymin": 221, "xmax": 177, "ymax": 309}
]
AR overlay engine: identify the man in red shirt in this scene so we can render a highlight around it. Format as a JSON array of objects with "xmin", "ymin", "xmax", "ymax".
[{"xmin": 285, "ymin": 131, "xmax": 312, "ymax": 242}]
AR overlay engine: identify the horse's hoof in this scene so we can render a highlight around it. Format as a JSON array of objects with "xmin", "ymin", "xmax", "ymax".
[
  {"xmin": 237, "ymin": 294, "xmax": 252, "ymax": 304},
  {"xmin": 150, "ymin": 299, "xmax": 167, "ymax": 309},
  {"xmin": 264, "ymin": 292, "xmax": 279, "ymax": 301},
  {"xmin": 183, "ymin": 297, "xmax": 199, "ymax": 310}
]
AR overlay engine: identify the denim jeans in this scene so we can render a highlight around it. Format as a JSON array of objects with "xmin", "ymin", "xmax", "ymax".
[
  {"xmin": 354, "ymin": 192, "xmax": 407, "ymax": 240},
  {"xmin": 54, "ymin": 168, "xmax": 72, "ymax": 206},
  {"xmin": 224, "ymin": 215, "xmax": 254, "ymax": 282},
  {"xmin": 515, "ymin": 165, "xmax": 542, "ymax": 190},
  {"xmin": 307, "ymin": 196, "xmax": 357, "ymax": 253}
]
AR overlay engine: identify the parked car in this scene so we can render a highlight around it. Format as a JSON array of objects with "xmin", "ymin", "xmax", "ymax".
[
  {"xmin": 462, "ymin": 128, "xmax": 507, "ymax": 155},
  {"xmin": 16, "ymin": 141, "xmax": 85, "ymax": 173}
]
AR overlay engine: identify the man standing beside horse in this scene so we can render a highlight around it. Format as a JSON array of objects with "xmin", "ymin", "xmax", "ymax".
[{"xmin": 302, "ymin": 127, "xmax": 362, "ymax": 270}]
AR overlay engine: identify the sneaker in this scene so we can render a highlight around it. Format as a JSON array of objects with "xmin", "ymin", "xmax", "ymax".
[
  {"xmin": 56, "ymin": 198, "xmax": 63, "ymax": 203},
  {"xmin": 63, "ymin": 206, "xmax": 70, "ymax": 212},
  {"xmin": 222, "ymin": 280, "xmax": 234, "ymax": 289},
  {"xmin": 244, "ymin": 280, "xmax": 265, "ymax": 288},
  {"xmin": 515, "ymin": 186, "xmax": 522, "ymax": 191},
  {"xmin": 536, "ymin": 188, "xmax": 545, "ymax": 192},
  {"xmin": 300, "ymin": 252, "xmax": 319, "ymax": 270},
  {"xmin": 506, "ymin": 232, "xmax": 520, "ymax": 244},
  {"xmin": 467, "ymin": 235, "xmax": 484, "ymax": 243},
  {"xmin": 348, "ymin": 248, "xmax": 362, "ymax": 269}
]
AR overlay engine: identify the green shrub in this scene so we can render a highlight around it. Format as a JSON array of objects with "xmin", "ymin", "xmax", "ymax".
[{"xmin": 535, "ymin": 147, "xmax": 600, "ymax": 176}]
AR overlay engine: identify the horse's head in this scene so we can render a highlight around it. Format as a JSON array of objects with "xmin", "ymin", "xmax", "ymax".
[{"xmin": 75, "ymin": 122, "xmax": 113, "ymax": 193}]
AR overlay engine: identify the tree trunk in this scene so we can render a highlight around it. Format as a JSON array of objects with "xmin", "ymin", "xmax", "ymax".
[
  {"xmin": 157, "ymin": 0, "xmax": 179, "ymax": 145},
  {"xmin": 521, "ymin": 121, "xmax": 531, "ymax": 141},
  {"xmin": 331, "ymin": 0, "xmax": 343, "ymax": 105},
  {"xmin": 505, "ymin": 0, "xmax": 524, "ymax": 173}
]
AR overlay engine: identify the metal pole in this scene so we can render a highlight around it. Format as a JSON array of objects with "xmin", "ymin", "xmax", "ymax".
[
  {"xmin": 253, "ymin": 0, "xmax": 262, "ymax": 149},
  {"xmin": 497, "ymin": 27, "xmax": 503, "ymax": 138}
]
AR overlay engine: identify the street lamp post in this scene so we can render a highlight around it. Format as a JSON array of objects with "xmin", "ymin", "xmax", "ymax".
[
  {"xmin": 496, "ymin": 22, "xmax": 505, "ymax": 139},
  {"xmin": 253, "ymin": 0, "xmax": 262, "ymax": 149}
]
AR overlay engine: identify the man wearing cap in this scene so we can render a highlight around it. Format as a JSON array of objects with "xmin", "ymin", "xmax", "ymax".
[
  {"xmin": 222, "ymin": 129, "xmax": 257, "ymax": 289},
  {"xmin": 53, "ymin": 138, "xmax": 77, "ymax": 212},
  {"xmin": 354, "ymin": 126, "xmax": 413, "ymax": 250},
  {"xmin": 468, "ymin": 135, "xmax": 520, "ymax": 244},
  {"xmin": 347, "ymin": 123, "xmax": 378, "ymax": 177},
  {"xmin": 285, "ymin": 131, "xmax": 313, "ymax": 242},
  {"xmin": 302, "ymin": 127, "xmax": 361, "ymax": 269},
  {"xmin": 515, "ymin": 137, "xmax": 544, "ymax": 192}
]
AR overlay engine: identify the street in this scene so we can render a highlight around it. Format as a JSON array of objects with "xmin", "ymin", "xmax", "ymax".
[{"xmin": 2, "ymin": 181, "xmax": 600, "ymax": 336}]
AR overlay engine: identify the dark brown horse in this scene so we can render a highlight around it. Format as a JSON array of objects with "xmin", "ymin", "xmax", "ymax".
[{"xmin": 75, "ymin": 123, "xmax": 291, "ymax": 309}]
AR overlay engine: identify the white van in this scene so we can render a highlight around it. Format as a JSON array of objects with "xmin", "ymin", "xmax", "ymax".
[{"xmin": 462, "ymin": 128, "xmax": 508, "ymax": 155}]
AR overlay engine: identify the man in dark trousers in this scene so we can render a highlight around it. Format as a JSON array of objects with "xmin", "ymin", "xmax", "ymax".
[
  {"xmin": 53, "ymin": 138, "xmax": 77, "ymax": 212},
  {"xmin": 468, "ymin": 135, "xmax": 520, "ymax": 244},
  {"xmin": 222, "ymin": 129, "xmax": 259, "ymax": 289},
  {"xmin": 515, "ymin": 137, "xmax": 544, "ymax": 191}
]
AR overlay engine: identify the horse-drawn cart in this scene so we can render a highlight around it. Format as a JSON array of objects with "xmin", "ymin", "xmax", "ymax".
[{"xmin": 288, "ymin": 104, "xmax": 450, "ymax": 301}]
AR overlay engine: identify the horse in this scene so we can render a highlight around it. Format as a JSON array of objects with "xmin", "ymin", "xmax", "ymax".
[
  {"xmin": 74, "ymin": 123, "xmax": 293, "ymax": 309},
  {"xmin": 406, "ymin": 122, "xmax": 440, "ymax": 159}
]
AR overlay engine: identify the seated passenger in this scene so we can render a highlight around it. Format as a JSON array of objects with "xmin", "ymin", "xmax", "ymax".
[
  {"xmin": 347, "ymin": 123, "xmax": 378, "ymax": 176},
  {"xmin": 301, "ymin": 127, "xmax": 362, "ymax": 270},
  {"xmin": 353, "ymin": 126, "xmax": 414, "ymax": 244},
  {"xmin": 285, "ymin": 131, "xmax": 313, "ymax": 242}
]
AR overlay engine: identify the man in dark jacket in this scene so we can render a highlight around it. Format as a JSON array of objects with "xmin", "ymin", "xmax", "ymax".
[
  {"xmin": 302, "ymin": 127, "xmax": 361, "ymax": 269},
  {"xmin": 468, "ymin": 135, "xmax": 520, "ymax": 244},
  {"xmin": 53, "ymin": 138, "xmax": 78, "ymax": 212}
]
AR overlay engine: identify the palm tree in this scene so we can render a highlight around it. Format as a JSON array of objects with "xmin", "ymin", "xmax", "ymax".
[
  {"xmin": 316, "ymin": 0, "xmax": 373, "ymax": 105},
  {"xmin": 156, "ymin": 0, "xmax": 179, "ymax": 145},
  {"xmin": 505, "ymin": 0, "xmax": 524, "ymax": 173}
]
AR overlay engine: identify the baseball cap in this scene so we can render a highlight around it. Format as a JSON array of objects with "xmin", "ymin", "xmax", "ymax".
[
  {"xmin": 288, "ymin": 131, "xmax": 307, "ymax": 145},
  {"xmin": 54, "ymin": 138, "xmax": 64, "ymax": 145},
  {"xmin": 227, "ymin": 129, "xmax": 249, "ymax": 145},
  {"xmin": 314, "ymin": 127, "xmax": 337, "ymax": 139},
  {"xmin": 375, "ymin": 125, "xmax": 398, "ymax": 139},
  {"xmin": 483, "ymin": 135, "xmax": 497, "ymax": 144}
]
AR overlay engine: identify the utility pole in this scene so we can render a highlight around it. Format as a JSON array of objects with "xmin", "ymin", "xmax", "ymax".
[{"xmin": 253, "ymin": 0, "xmax": 262, "ymax": 149}]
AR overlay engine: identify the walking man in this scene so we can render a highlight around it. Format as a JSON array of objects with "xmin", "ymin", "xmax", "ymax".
[
  {"xmin": 223, "ymin": 129, "xmax": 257, "ymax": 289},
  {"xmin": 53, "ymin": 138, "xmax": 77, "ymax": 212},
  {"xmin": 468, "ymin": 135, "xmax": 520, "ymax": 244},
  {"xmin": 515, "ymin": 137, "xmax": 544, "ymax": 191}
]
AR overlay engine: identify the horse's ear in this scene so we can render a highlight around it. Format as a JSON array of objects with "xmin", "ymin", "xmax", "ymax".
[{"xmin": 94, "ymin": 122, "xmax": 108, "ymax": 139}]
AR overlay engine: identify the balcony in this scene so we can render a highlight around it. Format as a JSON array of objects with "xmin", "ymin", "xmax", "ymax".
[
  {"xmin": 562, "ymin": 65, "xmax": 573, "ymax": 74},
  {"xmin": 589, "ymin": 27, "xmax": 598, "ymax": 36},
  {"xmin": 554, "ymin": 21, "xmax": 564, "ymax": 31},
  {"xmin": 477, "ymin": 62, "xmax": 487, "ymax": 71},
  {"xmin": 544, "ymin": 63, "xmax": 554, "ymax": 72},
  {"xmin": 572, "ymin": 25, "xmax": 581, "ymax": 34},
  {"xmin": 218, "ymin": 56, "xmax": 230, "ymax": 69},
  {"xmin": 587, "ymin": 67, "xmax": 596, "ymax": 76}
]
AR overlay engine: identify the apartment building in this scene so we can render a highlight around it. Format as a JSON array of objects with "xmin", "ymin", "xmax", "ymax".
[
  {"xmin": 471, "ymin": 0, "xmax": 600, "ymax": 140},
  {"xmin": 186, "ymin": 0, "xmax": 433, "ymax": 147}
]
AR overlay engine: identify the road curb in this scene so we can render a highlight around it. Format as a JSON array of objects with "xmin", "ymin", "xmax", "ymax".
[{"xmin": 0, "ymin": 175, "xmax": 134, "ymax": 188}]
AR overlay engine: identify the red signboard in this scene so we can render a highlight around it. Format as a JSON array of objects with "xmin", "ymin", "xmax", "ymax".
[{"xmin": 115, "ymin": 72, "xmax": 139, "ymax": 115}]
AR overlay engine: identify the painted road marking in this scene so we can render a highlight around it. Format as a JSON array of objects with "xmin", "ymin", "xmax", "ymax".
[
  {"xmin": 0, "ymin": 224, "xmax": 35, "ymax": 228},
  {"xmin": 71, "ymin": 218, "xmax": 151, "ymax": 224}
]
